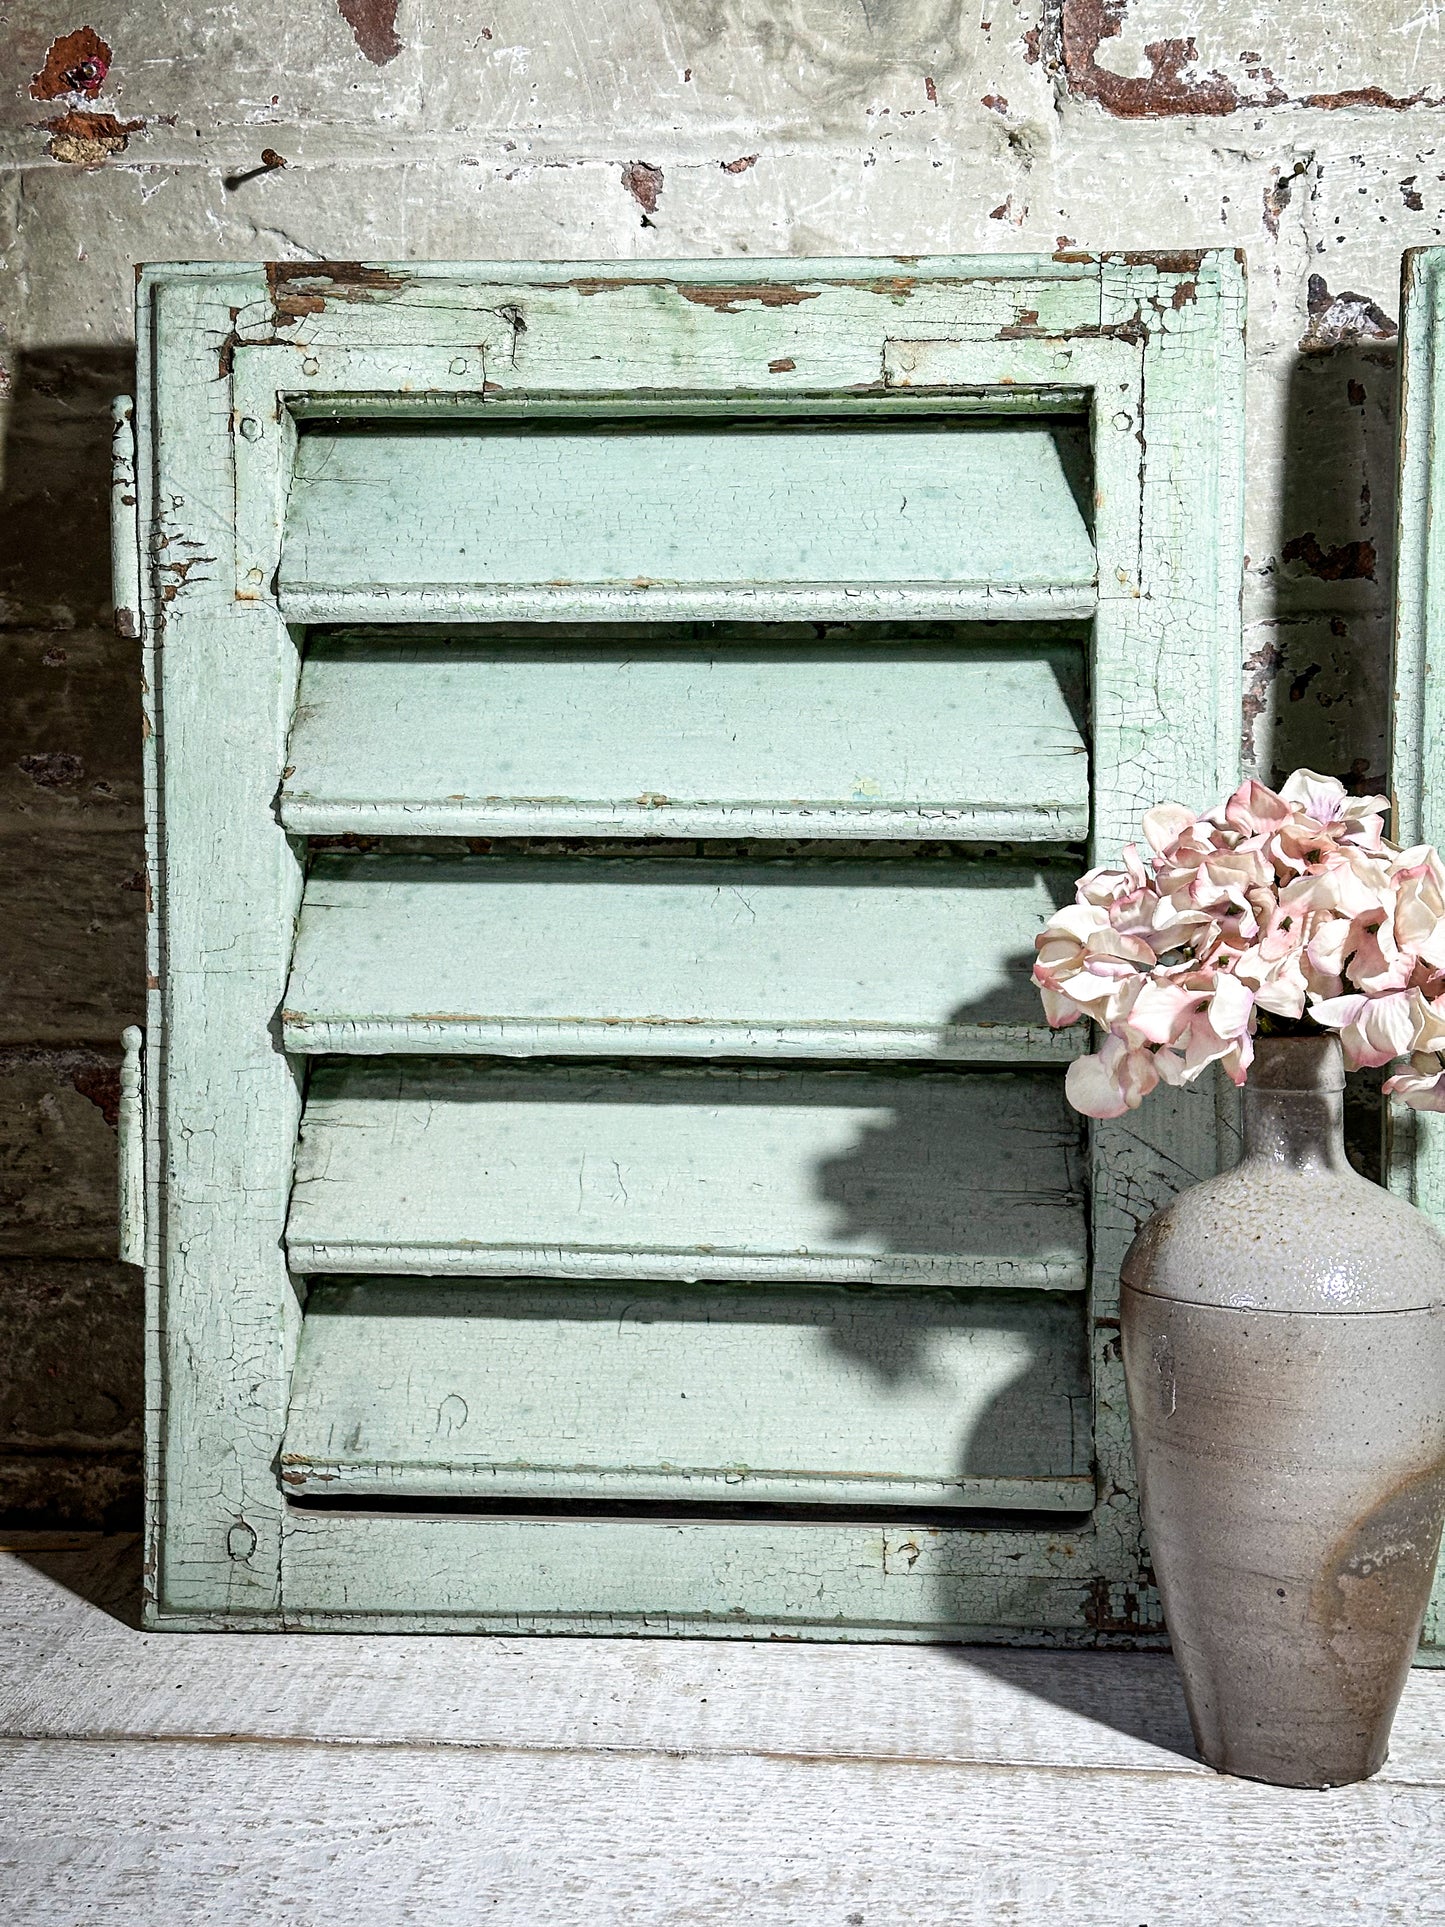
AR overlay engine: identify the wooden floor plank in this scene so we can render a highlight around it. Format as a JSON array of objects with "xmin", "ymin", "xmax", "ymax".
[
  {"xmin": 4, "ymin": 1544, "xmax": 1444, "ymax": 1786},
  {"xmin": 2, "ymin": 1735, "xmax": 1439, "ymax": 1927},
  {"xmin": 3, "ymin": 1544, "xmax": 1442, "ymax": 1924}
]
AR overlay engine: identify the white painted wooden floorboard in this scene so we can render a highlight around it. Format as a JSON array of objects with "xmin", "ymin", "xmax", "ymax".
[
  {"xmin": 2, "ymin": 1543, "xmax": 1188, "ymax": 1769},
  {"xmin": 4, "ymin": 1544, "xmax": 1444, "ymax": 1775},
  {"xmin": 3, "ymin": 1738, "xmax": 1440, "ymax": 1927},
  {"xmin": 2, "ymin": 1545, "xmax": 1442, "ymax": 1925}
]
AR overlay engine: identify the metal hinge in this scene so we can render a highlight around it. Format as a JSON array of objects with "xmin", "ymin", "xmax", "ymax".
[
  {"xmin": 111, "ymin": 396, "xmax": 141, "ymax": 641},
  {"xmin": 119, "ymin": 1026, "xmax": 145, "ymax": 1266}
]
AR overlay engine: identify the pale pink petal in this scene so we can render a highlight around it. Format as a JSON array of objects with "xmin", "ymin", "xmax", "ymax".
[
  {"xmin": 1309, "ymin": 991, "xmax": 1366, "ymax": 1028},
  {"xmin": 1141, "ymin": 802, "xmax": 1196, "ymax": 855},
  {"xmin": 1065, "ymin": 1034, "xmax": 1159, "ymax": 1119},
  {"xmin": 1279, "ymin": 770, "xmax": 1390, "ymax": 849},
  {"xmin": 1392, "ymin": 848, "xmax": 1445, "ymax": 966},
  {"xmin": 1039, "ymin": 986, "xmax": 1083, "ymax": 1029},
  {"xmin": 1282, "ymin": 864, "xmax": 1386, "ymax": 922},
  {"xmin": 1038, "ymin": 902, "xmax": 1110, "ymax": 945},
  {"xmin": 1279, "ymin": 768, "xmax": 1350, "ymax": 823},
  {"xmin": 1250, "ymin": 950, "xmax": 1309, "ymax": 1020},
  {"xmin": 1148, "ymin": 897, "xmax": 1216, "ymax": 949},
  {"xmin": 1384, "ymin": 1053, "xmax": 1445, "ymax": 1111},
  {"xmin": 1074, "ymin": 862, "xmax": 1137, "ymax": 909},
  {"xmin": 1125, "ymin": 980, "xmax": 1208, "ymax": 1046},
  {"xmin": 1309, "ymin": 990, "xmax": 1414, "ymax": 1070},
  {"xmin": 1346, "ymin": 917, "xmax": 1414, "ymax": 995},
  {"xmin": 1170, "ymin": 1013, "xmax": 1237, "ymax": 1082},
  {"xmin": 1064, "ymin": 1043, "xmax": 1131, "ymax": 1119},
  {"xmin": 1221, "ymin": 1029, "xmax": 1255, "ymax": 1086},
  {"xmin": 1412, "ymin": 994, "xmax": 1445, "ymax": 1055},
  {"xmin": 1222, "ymin": 779, "xmax": 1291, "ymax": 837},
  {"xmin": 1207, "ymin": 972, "xmax": 1255, "ymax": 1040},
  {"xmin": 1359, "ymin": 991, "xmax": 1421, "ymax": 1064},
  {"xmin": 1305, "ymin": 915, "xmax": 1355, "ymax": 978}
]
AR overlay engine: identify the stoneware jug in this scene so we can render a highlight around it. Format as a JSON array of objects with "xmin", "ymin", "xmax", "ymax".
[{"xmin": 1121, "ymin": 1035, "xmax": 1445, "ymax": 1787}]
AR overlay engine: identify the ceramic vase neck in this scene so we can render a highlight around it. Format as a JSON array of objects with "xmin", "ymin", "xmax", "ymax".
[{"xmin": 1240, "ymin": 1035, "xmax": 1349, "ymax": 1176}]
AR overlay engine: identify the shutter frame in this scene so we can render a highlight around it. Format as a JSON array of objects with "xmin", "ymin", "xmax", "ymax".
[{"xmin": 138, "ymin": 255, "xmax": 1246, "ymax": 1637}]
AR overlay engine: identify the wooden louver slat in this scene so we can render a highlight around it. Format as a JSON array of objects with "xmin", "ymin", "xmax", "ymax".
[
  {"xmin": 286, "ymin": 1062, "xmax": 1087, "ymax": 1288},
  {"xmin": 280, "ymin": 1279, "xmax": 1094, "ymax": 1511},
  {"xmin": 282, "ymin": 853, "xmax": 1083, "ymax": 1062},
  {"xmin": 277, "ymin": 416, "xmax": 1097, "ymax": 624},
  {"xmin": 280, "ymin": 637, "xmax": 1089, "ymax": 840}
]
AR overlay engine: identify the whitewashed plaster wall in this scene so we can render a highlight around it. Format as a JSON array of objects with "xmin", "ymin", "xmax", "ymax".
[{"xmin": 1, "ymin": 0, "xmax": 1441, "ymax": 1521}]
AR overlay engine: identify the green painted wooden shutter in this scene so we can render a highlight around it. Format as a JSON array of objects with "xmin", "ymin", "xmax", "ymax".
[
  {"xmin": 1388, "ymin": 246, "xmax": 1445, "ymax": 1662},
  {"xmin": 128, "ymin": 256, "xmax": 1244, "ymax": 1636}
]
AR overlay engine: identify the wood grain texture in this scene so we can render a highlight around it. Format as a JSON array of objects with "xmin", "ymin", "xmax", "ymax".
[
  {"xmin": 0, "ymin": 1536, "xmax": 1189, "ymax": 1752},
  {"xmin": 287, "ymin": 1062, "xmax": 1086, "ymax": 1286},
  {"xmin": 280, "ymin": 1279, "xmax": 1092, "ymax": 1507},
  {"xmin": 276, "ymin": 1509, "xmax": 1133, "ymax": 1636},
  {"xmin": 7, "ymin": 1733, "xmax": 1444, "ymax": 1927},
  {"xmin": 279, "ymin": 413, "xmax": 1097, "ymax": 622},
  {"xmin": 283, "ymin": 852, "xmax": 1081, "ymax": 1060},
  {"xmin": 6, "ymin": 1534, "xmax": 1443, "ymax": 1925},
  {"xmin": 8, "ymin": 1539, "xmax": 1445, "ymax": 1757},
  {"xmin": 281, "ymin": 635, "xmax": 1090, "ymax": 840}
]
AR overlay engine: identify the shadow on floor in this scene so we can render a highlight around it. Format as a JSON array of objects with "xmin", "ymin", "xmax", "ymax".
[
  {"xmin": 946, "ymin": 1642, "xmax": 1197, "ymax": 1760},
  {"xmin": 10, "ymin": 1533, "xmax": 145, "ymax": 1630}
]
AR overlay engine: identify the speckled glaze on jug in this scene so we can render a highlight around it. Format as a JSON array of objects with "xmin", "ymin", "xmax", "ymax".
[{"xmin": 1121, "ymin": 1035, "xmax": 1445, "ymax": 1788}]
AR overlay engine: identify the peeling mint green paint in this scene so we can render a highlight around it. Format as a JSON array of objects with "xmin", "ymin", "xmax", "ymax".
[{"xmin": 135, "ymin": 255, "xmax": 1244, "ymax": 1638}]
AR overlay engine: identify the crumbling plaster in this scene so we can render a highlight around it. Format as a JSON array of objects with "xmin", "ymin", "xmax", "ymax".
[{"xmin": 2, "ymin": 0, "xmax": 1443, "ymax": 1522}]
